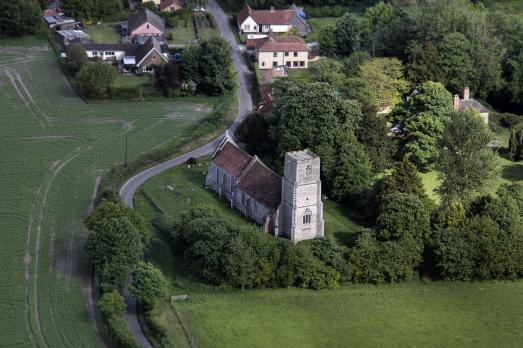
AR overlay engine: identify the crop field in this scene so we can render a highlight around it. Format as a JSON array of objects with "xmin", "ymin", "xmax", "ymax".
[{"xmin": 0, "ymin": 37, "xmax": 214, "ymax": 347}]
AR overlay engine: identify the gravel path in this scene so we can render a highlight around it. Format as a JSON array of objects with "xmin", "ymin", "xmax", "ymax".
[{"xmin": 119, "ymin": 1, "xmax": 254, "ymax": 346}]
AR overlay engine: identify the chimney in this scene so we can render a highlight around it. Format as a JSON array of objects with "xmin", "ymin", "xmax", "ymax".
[
  {"xmin": 270, "ymin": 6, "xmax": 275, "ymax": 11},
  {"xmin": 463, "ymin": 87, "xmax": 470, "ymax": 100},
  {"xmin": 453, "ymin": 95, "xmax": 460, "ymax": 110}
]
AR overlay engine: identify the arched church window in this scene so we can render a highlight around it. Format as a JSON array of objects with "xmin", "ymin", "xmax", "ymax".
[
  {"xmin": 302, "ymin": 209, "xmax": 312, "ymax": 224},
  {"xmin": 306, "ymin": 165, "xmax": 312, "ymax": 175}
]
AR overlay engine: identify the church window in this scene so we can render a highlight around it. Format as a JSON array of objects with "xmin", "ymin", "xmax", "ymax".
[
  {"xmin": 306, "ymin": 165, "xmax": 312, "ymax": 175},
  {"xmin": 303, "ymin": 209, "xmax": 312, "ymax": 224}
]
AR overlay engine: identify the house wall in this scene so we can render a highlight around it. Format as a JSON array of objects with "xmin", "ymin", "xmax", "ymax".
[
  {"xmin": 131, "ymin": 22, "xmax": 164, "ymax": 38},
  {"xmin": 162, "ymin": 4, "xmax": 182, "ymax": 12},
  {"xmin": 239, "ymin": 16, "xmax": 259, "ymax": 33},
  {"xmin": 257, "ymin": 50, "xmax": 308, "ymax": 69},
  {"xmin": 137, "ymin": 49, "xmax": 167, "ymax": 72},
  {"xmin": 205, "ymin": 161, "xmax": 274, "ymax": 227},
  {"xmin": 86, "ymin": 50, "xmax": 125, "ymax": 61},
  {"xmin": 262, "ymin": 24, "xmax": 291, "ymax": 33}
]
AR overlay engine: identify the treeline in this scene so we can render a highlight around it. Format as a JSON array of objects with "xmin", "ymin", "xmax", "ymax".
[
  {"xmin": 223, "ymin": 0, "xmax": 373, "ymax": 12},
  {"xmin": 317, "ymin": 0, "xmax": 523, "ymax": 112},
  {"xmin": 61, "ymin": 0, "xmax": 126, "ymax": 22},
  {"xmin": 0, "ymin": 0, "xmax": 42, "ymax": 38},
  {"xmin": 84, "ymin": 201, "xmax": 168, "ymax": 347}
]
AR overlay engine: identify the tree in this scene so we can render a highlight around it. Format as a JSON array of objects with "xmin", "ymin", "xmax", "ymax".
[
  {"xmin": 342, "ymin": 51, "xmax": 371, "ymax": 77},
  {"xmin": 271, "ymin": 81, "xmax": 370, "ymax": 199},
  {"xmin": 357, "ymin": 112, "xmax": 392, "ymax": 172},
  {"xmin": 85, "ymin": 216, "xmax": 143, "ymax": 269},
  {"xmin": 405, "ymin": 41, "xmax": 442, "ymax": 85},
  {"xmin": 334, "ymin": 13, "xmax": 362, "ymax": 56},
  {"xmin": 438, "ymin": 32, "xmax": 474, "ymax": 94},
  {"xmin": 154, "ymin": 61, "xmax": 181, "ymax": 96},
  {"xmin": 66, "ymin": 44, "xmax": 89, "ymax": 75},
  {"xmin": 508, "ymin": 123, "xmax": 523, "ymax": 162},
  {"xmin": 181, "ymin": 37, "xmax": 235, "ymax": 95},
  {"xmin": 359, "ymin": 58, "xmax": 409, "ymax": 110},
  {"xmin": 130, "ymin": 262, "xmax": 168, "ymax": 309},
  {"xmin": 436, "ymin": 110, "xmax": 498, "ymax": 202},
  {"xmin": 76, "ymin": 61, "xmax": 117, "ymax": 99},
  {"xmin": 392, "ymin": 81, "xmax": 453, "ymax": 171},
  {"xmin": 382, "ymin": 159, "xmax": 426, "ymax": 199},
  {"xmin": 360, "ymin": 1, "xmax": 394, "ymax": 55},
  {"xmin": 340, "ymin": 77, "xmax": 378, "ymax": 116},
  {"xmin": 318, "ymin": 25, "xmax": 337, "ymax": 57},
  {"xmin": 235, "ymin": 112, "xmax": 273, "ymax": 154},
  {"xmin": 308, "ymin": 58, "xmax": 346, "ymax": 87},
  {"xmin": 97, "ymin": 290, "xmax": 127, "ymax": 318},
  {"xmin": 0, "ymin": 0, "xmax": 42, "ymax": 38},
  {"xmin": 376, "ymin": 193, "xmax": 430, "ymax": 244},
  {"xmin": 62, "ymin": 0, "xmax": 122, "ymax": 20}
]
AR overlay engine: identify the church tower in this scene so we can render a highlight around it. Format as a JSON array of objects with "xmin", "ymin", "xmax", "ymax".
[{"xmin": 279, "ymin": 150, "xmax": 324, "ymax": 242}]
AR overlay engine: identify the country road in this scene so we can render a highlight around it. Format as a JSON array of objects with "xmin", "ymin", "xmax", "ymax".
[{"xmin": 119, "ymin": 1, "xmax": 254, "ymax": 346}]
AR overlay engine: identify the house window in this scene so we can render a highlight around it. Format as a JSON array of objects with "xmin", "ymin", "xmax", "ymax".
[
  {"xmin": 261, "ymin": 62, "xmax": 265, "ymax": 67},
  {"xmin": 303, "ymin": 209, "xmax": 312, "ymax": 224},
  {"xmin": 285, "ymin": 52, "xmax": 289, "ymax": 56},
  {"xmin": 92, "ymin": 51, "xmax": 98, "ymax": 55},
  {"xmin": 306, "ymin": 165, "xmax": 312, "ymax": 175},
  {"xmin": 152, "ymin": 55, "xmax": 156, "ymax": 60},
  {"xmin": 293, "ymin": 61, "xmax": 298, "ymax": 67},
  {"xmin": 147, "ymin": 24, "xmax": 150, "ymax": 29},
  {"xmin": 286, "ymin": 61, "xmax": 291, "ymax": 67},
  {"xmin": 273, "ymin": 61, "xmax": 277, "ymax": 67},
  {"xmin": 253, "ymin": 26, "xmax": 257, "ymax": 31},
  {"xmin": 300, "ymin": 61, "xmax": 305, "ymax": 67},
  {"xmin": 294, "ymin": 52, "xmax": 298, "ymax": 57},
  {"xmin": 245, "ymin": 24, "xmax": 250, "ymax": 30},
  {"xmin": 273, "ymin": 52, "xmax": 277, "ymax": 57}
]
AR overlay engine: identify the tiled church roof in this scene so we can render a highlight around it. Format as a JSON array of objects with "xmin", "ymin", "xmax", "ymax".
[{"xmin": 211, "ymin": 137, "xmax": 282, "ymax": 210}]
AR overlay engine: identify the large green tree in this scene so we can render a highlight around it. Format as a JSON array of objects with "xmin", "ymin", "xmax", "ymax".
[
  {"xmin": 182, "ymin": 37, "xmax": 235, "ymax": 95},
  {"xmin": 334, "ymin": 13, "xmax": 362, "ymax": 56},
  {"xmin": 508, "ymin": 123, "xmax": 523, "ymax": 162},
  {"xmin": 76, "ymin": 61, "xmax": 117, "ymax": 99},
  {"xmin": 438, "ymin": 32, "xmax": 474, "ymax": 94},
  {"xmin": 392, "ymin": 81, "xmax": 453, "ymax": 171},
  {"xmin": 130, "ymin": 262, "xmax": 168, "ymax": 309},
  {"xmin": 436, "ymin": 110, "xmax": 498, "ymax": 202},
  {"xmin": 382, "ymin": 159, "xmax": 426, "ymax": 199},
  {"xmin": 0, "ymin": 0, "xmax": 42, "ymax": 38},
  {"xmin": 66, "ymin": 44, "xmax": 89, "ymax": 75}
]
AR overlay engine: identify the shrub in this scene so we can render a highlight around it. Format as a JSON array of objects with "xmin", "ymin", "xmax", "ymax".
[
  {"xmin": 130, "ymin": 262, "xmax": 168, "ymax": 309},
  {"xmin": 97, "ymin": 291, "xmax": 140, "ymax": 348},
  {"xmin": 76, "ymin": 61, "xmax": 117, "ymax": 99}
]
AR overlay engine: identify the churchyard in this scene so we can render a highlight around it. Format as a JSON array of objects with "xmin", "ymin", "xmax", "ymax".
[
  {"xmin": 0, "ymin": 37, "xmax": 217, "ymax": 347},
  {"xmin": 133, "ymin": 153, "xmax": 523, "ymax": 347}
]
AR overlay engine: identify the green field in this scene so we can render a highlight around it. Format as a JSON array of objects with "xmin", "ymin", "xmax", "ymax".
[
  {"xmin": 0, "ymin": 37, "xmax": 215, "ymax": 347},
  {"xmin": 168, "ymin": 23, "xmax": 196, "ymax": 45},
  {"xmin": 84, "ymin": 23, "xmax": 121, "ymax": 44}
]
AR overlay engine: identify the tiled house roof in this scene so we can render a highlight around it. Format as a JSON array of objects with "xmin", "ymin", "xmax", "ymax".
[
  {"xmin": 256, "ymin": 36, "xmax": 309, "ymax": 52},
  {"xmin": 212, "ymin": 141, "xmax": 253, "ymax": 177},
  {"xmin": 237, "ymin": 4, "xmax": 295, "ymax": 26},
  {"xmin": 458, "ymin": 99, "xmax": 489, "ymax": 113},
  {"xmin": 129, "ymin": 8, "xmax": 165, "ymax": 33}
]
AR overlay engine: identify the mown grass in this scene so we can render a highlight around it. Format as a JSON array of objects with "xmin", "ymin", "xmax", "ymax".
[
  {"xmin": 84, "ymin": 23, "xmax": 121, "ymax": 44},
  {"xmin": 0, "ymin": 39, "xmax": 216, "ymax": 347},
  {"xmin": 306, "ymin": 17, "xmax": 338, "ymax": 42}
]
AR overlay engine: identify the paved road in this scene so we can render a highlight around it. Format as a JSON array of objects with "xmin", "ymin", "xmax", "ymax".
[{"xmin": 119, "ymin": 1, "xmax": 253, "ymax": 346}]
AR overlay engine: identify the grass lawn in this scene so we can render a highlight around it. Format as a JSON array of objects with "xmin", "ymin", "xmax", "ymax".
[
  {"xmin": 84, "ymin": 23, "xmax": 121, "ymax": 43},
  {"xmin": 286, "ymin": 60, "xmax": 319, "ymax": 84},
  {"xmin": 0, "ymin": 37, "xmax": 217, "ymax": 348},
  {"xmin": 113, "ymin": 74, "xmax": 153, "ymax": 89},
  {"xmin": 306, "ymin": 17, "xmax": 338, "ymax": 42},
  {"xmin": 168, "ymin": 23, "xmax": 196, "ymax": 45},
  {"xmin": 199, "ymin": 27, "xmax": 220, "ymax": 41}
]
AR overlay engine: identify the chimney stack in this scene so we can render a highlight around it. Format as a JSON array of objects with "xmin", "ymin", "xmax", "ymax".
[
  {"xmin": 270, "ymin": 6, "xmax": 275, "ymax": 11},
  {"xmin": 453, "ymin": 94, "xmax": 460, "ymax": 110},
  {"xmin": 463, "ymin": 87, "xmax": 470, "ymax": 100}
]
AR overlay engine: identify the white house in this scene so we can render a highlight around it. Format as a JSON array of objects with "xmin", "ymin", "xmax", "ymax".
[
  {"xmin": 237, "ymin": 4, "xmax": 310, "ymax": 35},
  {"xmin": 81, "ymin": 44, "xmax": 127, "ymax": 61},
  {"xmin": 255, "ymin": 35, "xmax": 309, "ymax": 70}
]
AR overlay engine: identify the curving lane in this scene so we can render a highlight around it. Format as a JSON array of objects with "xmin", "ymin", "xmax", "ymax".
[{"xmin": 119, "ymin": 1, "xmax": 254, "ymax": 346}]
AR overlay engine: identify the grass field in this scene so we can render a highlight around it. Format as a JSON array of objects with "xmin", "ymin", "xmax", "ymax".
[
  {"xmin": 84, "ymin": 23, "xmax": 121, "ymax": 44},
  {"xmin": 0, "ymin": 37, "xmax": 216, "ymax": 347},
  {"xmin": 168, "ymin": 23, "xmax": 196, "ymax": 45}
]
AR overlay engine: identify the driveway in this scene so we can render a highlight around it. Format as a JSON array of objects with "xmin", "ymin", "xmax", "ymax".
[{"xmin": 119, "ymin": 1, "xmax": 254, "ymax": 347}]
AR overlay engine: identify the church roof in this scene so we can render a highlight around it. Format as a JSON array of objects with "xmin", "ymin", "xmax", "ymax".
[{"xmin": 211, "ymin": 137, "xmax": 282, "ymax": 210}]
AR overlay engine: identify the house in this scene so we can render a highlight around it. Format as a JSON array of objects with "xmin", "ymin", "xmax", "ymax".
[
  {"xmin": 159, "ymin": 0, "xmax": 185, "ymax": 12},
  {"xmin": 205, "ymin": 133, "xmax": 324, "ymax": 242},
  {"xmin": 128, "ymin": 8, "xmax": 165, "ymax": 42},
  {"xmin": 255, "ymin": 35, "xmax": 309, "ymax": 70},
  {"xmin": 237, "ymin": 4, "xmax": 310, "ymax": 36},
  {"xmin": 453, "ymin": 87, "xmax": 489, "ymax": 124},
  {"xmin": 44, "ymin": 14, "xmax": 80, "ymax": 30},
  {"xmin": 55, "ymin": 30, "xmax": 89, "ymax": 47},
  {"xmin": 79, "ymin": 44, "xmax": 127, "ymax": 61},
  {"xmin": 123, "ymin": 36, "xmax": 168, "ymax": 74}
]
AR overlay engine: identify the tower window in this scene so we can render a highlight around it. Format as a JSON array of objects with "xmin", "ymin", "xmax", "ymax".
[
  {"xmin": 306, "ymin": 165, "xmax": 312, "ymax": 175},
  {"xmin": 303, "ymin": 209, "xmax": 312, "ymax": 224}
]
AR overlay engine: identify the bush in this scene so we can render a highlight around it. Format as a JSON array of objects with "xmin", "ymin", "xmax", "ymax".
[
  {"xmin": 76, "ymin": 61, "xmax": 117, "ymax": 99},
  {"xmin": 130, "ymin": 262, "xmax": 168, "ymax": 309},
  {"xmin": 97, "ymin": 291, "xmax": 140, "ymax": 348}
]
